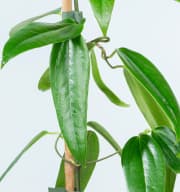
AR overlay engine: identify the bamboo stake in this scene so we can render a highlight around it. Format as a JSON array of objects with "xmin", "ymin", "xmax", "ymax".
[
  {"xmin": 64, "ymin": 144, "xmax": 75, "ymax": 192},
  {"xmin": 62, "ymin": 0, "xmax": 72, "ymax": 12},
  {"xmin": 62, "ymin": 2, "xmax": 75, "ymax": 191}
]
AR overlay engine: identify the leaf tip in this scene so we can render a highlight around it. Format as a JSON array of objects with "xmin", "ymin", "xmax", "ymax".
[{"xmin": 0, "ymin": 60, "xmax": 6, "ymax": 69}]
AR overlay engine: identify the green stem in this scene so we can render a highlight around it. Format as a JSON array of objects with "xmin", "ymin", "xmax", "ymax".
[
  {"xmin": 74, "ymin": 0, "xmax": 79, "ymax": 11},
  {"xmin": 75, "ymin": 166, "xmax": 81, "ymax": 191},
  {"xmin": 87, "ymin": 121, "xmax": 122, "ymax": 156}
]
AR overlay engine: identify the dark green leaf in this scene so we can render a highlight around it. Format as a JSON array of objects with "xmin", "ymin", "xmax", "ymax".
[
  {"xmin": 122, "ymin": 134, "xmax": 166, "ymax": 192},
  {"xmin": 87, "ymin": 121, "xmax": 122, "ymax": 155},
  {"xmin": 0, "ymin": 131, "xmax": 56, "ymax": 182},
  {"xmin": 88, "ymin": 0, "xmax": 115, "ymax": 35},
  {"xmin": 165, "ymin": 167, "xmax": 176, "ymax": 192},
  {"xmin": 117, "ymin": 48, "xmax": 180, "ymax": 138},
  {"xmin": 2, "ymin": 19, "xmax": 84, "ymax": 67},
  {"xmin": 90, "ymin": 50, "xmax": 128, "ymax": 107},
  {"xmin": 55, "ymin": 131, "xmax": 99, "ymax": 191},
  {"xmin": 10, "ymin": 8, "xmax": 61, "ymax": 36},
  {"xmin": 49, "ymin": 188, "xmax": 66, "ymax": 192},
  {"xmin": 38, "ymin": 68, "xmax": 50, "ymax": 91},
  {"xmin": 50, "ymin": 36, "xmax": 90, "ymax": 164},
  {"xmin": 152, "ymin": 127, "xmax": 180, "ymax": 173}
]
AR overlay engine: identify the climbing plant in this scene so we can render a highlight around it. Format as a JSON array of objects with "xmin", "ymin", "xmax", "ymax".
[{"xmin": 1, "ymin": 0, "xmax": 180, "ymax": 192}]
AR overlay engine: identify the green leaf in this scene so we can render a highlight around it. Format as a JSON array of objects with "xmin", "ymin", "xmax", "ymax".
[
  {"xmin": 38, "ymin": 68, "xmax": 50, "ymax": 91},
  {"xmin": 2, "ymin": 19, "xmax": 84, "ymax": 67},
  {"xmin": 88, "ymin": 0, "xmax": 115, "ymax": 36},
  {"xmin": 117, "ymin": 48, "xmax": 180, "ymax": 138},
  {"xmin": 50, "ymin": 36, "xmax": 90, "ymax": 164},
  {"xmin": 90, "ymin": 50, "xmax": 128, "ymax": 107},
  {"xmin": 55, "ymin": 131, "xmax": 99, "ymax": 191},
  {"xmin": 122, "ymin": 134, "xmax": 166, "ymax": 192},
  {"xmin": 37, "ymin": 41, "xmax": 93, "ymax": 92},
  {"xmin": 0, "ymin": 131, "xmax": 57, "ymax": 182},
  {"xmin": 49, "ymin": 188, "xmax": 66, "ymax": 192},
  {"xmin": 87, "ymin": 121, "xmax": 122, "ymax": 155},
  {"xmin": 165, "ymin": 167, "xmax": 176, "ymax": 192},
  {"xmin": 152, "ymin": 127, "xmax": 180, "ymax": 173},
  {"xmin": 10, "ymin": 8, "xmax": 61, "ymax": 36}
]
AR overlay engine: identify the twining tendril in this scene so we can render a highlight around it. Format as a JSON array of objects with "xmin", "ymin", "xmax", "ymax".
[
  {"xmin": 96, "ymin": 44, "xmax": 123, "ymax": 69},
  {"xmin": 87, "ymin": 37, "xmax": 124, "ymax": 69},
  {"xmin": 54, "ymin": 135, "xmax": 121, "ymax": 167}
]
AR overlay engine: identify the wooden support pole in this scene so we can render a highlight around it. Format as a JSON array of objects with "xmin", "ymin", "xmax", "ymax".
[
  {"xmin": 62, "ymin": 1, "xmax": 75, "ymax": 191},
  {"xmin": 62, "ymin": 0, "xmax": 72, "ymax": 12},
  {"xmin": 64, "ymin": 144, "xmax": 75, "ymax": 192}
]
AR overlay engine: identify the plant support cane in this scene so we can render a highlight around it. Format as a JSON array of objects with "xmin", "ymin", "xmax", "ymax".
[
  {"xmin": 62, "ymin": 1, "xmax": 75, "ymax": 192},
  {"xmin": 1, "ymin": 1, "xmax": 180, "ymax": 192}
]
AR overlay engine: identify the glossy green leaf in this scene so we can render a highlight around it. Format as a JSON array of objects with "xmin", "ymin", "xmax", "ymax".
[
  {"xmin": 55, "ymin": 131, "xmax": 99, "ymax": 191},
  {"xmin": 122, "ymin": 134, "xmax": 166, "ymax": 192},
  {"xmin": 87, "ymin": 121, "xmax": 122, "ymax": 155},
  {"xmin": 1, "ymin": 19, "xmax": 84, "ymax": 67},
  {"xmin": 90, "ymin": 50, "xmax": 128, "ymax": 107},
  {"xmin": 117, "ymin": 48, "xmax": 180, "ymax": 138},
  {"xmin": 38, "ymin": 68, "xmax": 50, "ymax": 91},
  {"xmin": 37, "ymin": 42, "xmax": 93, "ymax": 92},
  {"xmin": 152, "ymin": 127, "xmax": 180, "ymax": 173},
  {"xmin": 50, "ymin": 36, "xmax": 90, "ymax": 164},
  {"xmin": 49, "ymin": 188, "xmax": 66, "ymax": 192},
  {"xmin": 0, "ymin": 131, "xmax": 57, "ymax": 182},
  {"xmin": 88, "ymin": 0, "xmax": 115, "ymax": 35},
  {"xmin": 10, "ymin": 8, "xmax": 61, "ymax": 36}
]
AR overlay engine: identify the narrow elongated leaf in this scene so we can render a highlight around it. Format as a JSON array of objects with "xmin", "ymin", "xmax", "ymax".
[
  {"xmin": 55, "ymin": 131, "xmax": 99, "ymax": 191},
  {"xmin": 2, "ymin": 19, "xmax": 84, "ymax": 67},
  {"xmin": 122, "ymin": 135, "xmax": 166, "ymax": 192},
  {"xmin": 37, "ymin": 42, "xmax": 93, "ymax": 92},
  {"xmin": 50, "ymin": 36, "xmax": 90, "ymax": 164},
  {"xmin": 38, "ymin": 68, "xmax": 50, "ymax": 91},
  {"xmin": 89, "ymin": 0, "xmax": 115, "ymax": 35},
  {"xmin": 117, "ymin": 48, "xmax": 180, "ymax": 138},
  {"xmin": 90, "ymin": 50, "xmax": 128, "ymax": 107},
  {"xmin": 10, "ymin": 8, "xmax": 61, "ymax": 36},
  {"xmin": 152, "ymin": 127, "xmax": 180, "ymax": 173},
  {"xmin": 0, "ymin": 131, "xmax": 57, "ymax": 182},
  {"xmin": 87, "ymin": 121, "xmax": 122, "ymax": 154}
]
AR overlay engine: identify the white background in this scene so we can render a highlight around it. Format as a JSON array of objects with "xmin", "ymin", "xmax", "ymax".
[{"xmin": 0, "ymin": 0, "xmax": 180, "ymax": 191}]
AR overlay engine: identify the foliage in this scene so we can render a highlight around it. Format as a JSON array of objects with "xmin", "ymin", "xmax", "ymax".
[{"xmin": 0, "ymin": 1, "xmax": 180, "ymax": 192}]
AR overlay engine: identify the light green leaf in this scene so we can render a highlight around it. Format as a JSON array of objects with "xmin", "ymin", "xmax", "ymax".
[
  {"xmin": 55, "ymin": 131, "xmax": 99, "ymax": 191},
  {"xmin": 10, "ymin": 8, "xmax": 61, "ymax": 36},
  {"xmin": 50, "ymin": 36, "xmax": 90, "ymax": 164},
  {"xmin": 88, "ymin": 0, "xmax": 115, "ymax": 36},
  {"xmin": 122, "ymin": 134, "xmax": 166, "ymax": 192},
  {"xmin": 2, "ymin": 18, "xmax": 84, "ymax": 67},
  {"xmin": 90, "ymin": 50, "xmax": 128, "ymax": 107},
  {"xmin": 87, "ymin": 121, "xmax": 122, "ymax": 155},
  {"xmin": 117, "ymin": 48, "xmax": 180, "ymax": 138},
  {"xmin": 38, "ymin": 68, "xmax": 50, "ymax": 91},
  {"xmin": 152, "ymin": 127, "xmax": 180, "ymax": 173},
  {"xmin": 0, "ymin": 131, "xmax": 58, "ymax": 182}
]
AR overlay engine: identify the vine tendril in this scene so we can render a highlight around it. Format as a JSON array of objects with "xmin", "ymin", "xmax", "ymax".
[{"xmin": 54, "ymin": 135, "xmax": 121, "ymax": 168}]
